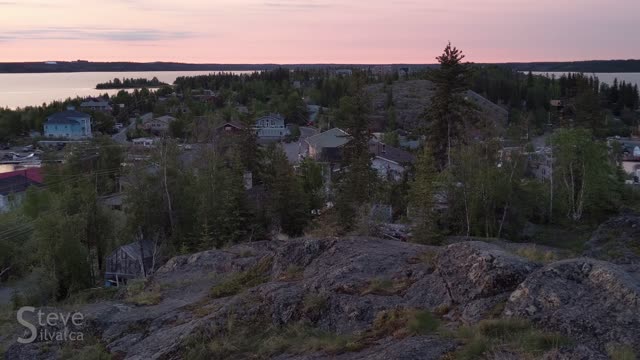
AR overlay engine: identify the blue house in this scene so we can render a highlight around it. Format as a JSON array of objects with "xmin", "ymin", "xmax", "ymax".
[{"xmin": 44, "ymin": 107, "xmax": 92, "ymax": 139}]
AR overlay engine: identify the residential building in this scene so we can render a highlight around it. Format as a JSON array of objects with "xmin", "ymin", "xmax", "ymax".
[
  {"xmin": 136, "ymin": 114, "xmax": 176, "ymax": 134},
  {"xmin": 147, "ymin": 115, "xmax": 176, "ymax": 133},
  {"xmin": 43, "ymin": 107, "xmax": 92, "ymax": 139},
  {"xmin": 216, "ymin": 121, "xmax": 245, "ymax": 135},
  {"xmin": 132, "ymin": 137, "xmax": 156, "ymax": 147},
  {"xmin": 305, "ymin": 128, "xmax": 350, "ymax": 162},
  {"xmin": 369, "ymin": 140, "xmax": 416, "ymax": 181},
  {"xmin": 80, "ymin": 97, "xmax": 112, "ymax": 112},
  {"xmin": 0, "ymin": 172, "xmax": 42, "ymax": 213},
  {"xmin": 254, "ymin": 113, "xmax": 290, "ymax": 140},
  {"xmin": 105, "ymin": 240, "xmax": 155, "ymax": 286}
]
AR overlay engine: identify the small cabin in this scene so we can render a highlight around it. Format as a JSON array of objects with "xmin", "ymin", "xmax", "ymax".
[{"xmin": 105, "ymin": 240, "xmax": 154, "ymax": 286}]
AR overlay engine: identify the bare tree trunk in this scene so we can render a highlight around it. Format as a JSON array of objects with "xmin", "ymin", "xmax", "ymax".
[
  {"xmin": 138, "ymin": 239, "xmax": 147, "ymax": 278},
  {"xmin": 463, "ymin": 184, "xmax": 470, "ymax": 237},
  {"xmin": 150, "ymin": 235, "xmax": 160, "ymax": 275},
  {"xmin": 447, "ymin": 120, "xmax": 452, "ymax": 169},
  {"xmin": 498, "ymin": 160, "xmax": 518, "ymax": 238},
  {"xmin": 162, "ymin": 141, "xmax": 175, "ymax": 233},
  {"xmin": 549, "ymin": 136, "xmax": 553, "ymax": 223}
]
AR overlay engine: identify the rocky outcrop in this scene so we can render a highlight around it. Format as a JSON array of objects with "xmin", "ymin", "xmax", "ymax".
[
  {"xmin": 4, "ymin": 236, "xmax": 640, "ymax": 359},
  {"xmin": 584, "ymin": 211, "xmax": 640, "ymax": 269},
  {"xmin": 505, "ymin": 258, "xmax": 640, "ymax": 354}
]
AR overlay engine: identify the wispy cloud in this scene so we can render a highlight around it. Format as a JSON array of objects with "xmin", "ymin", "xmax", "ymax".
[
  {"xmin": 0, "ymin": 27, "xmax": 197, "ymax": 42},
  {"xmin": 259, "ymin": 0, "xmax": 333, "ymax": 11}
]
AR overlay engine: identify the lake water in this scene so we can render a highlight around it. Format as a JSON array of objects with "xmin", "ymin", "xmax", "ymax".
[
  {"xmin": 0, "ymin": 71, "xmax": 254, "ymax": 109},
  {"xmin": 532, "ymin": 72, "xmax": 640, "ymax": 88}
]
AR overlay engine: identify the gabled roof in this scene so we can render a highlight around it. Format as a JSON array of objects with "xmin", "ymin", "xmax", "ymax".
[
  {"xmin": 370, "ymin": 140, "xmax": 416, "ymax": 164},
  {"xmin": 256, "ymin": 113, "xmax": 285, "ymax": 124},
  {"xmin": 0, "ymin": 175, "xmax": 41, "ymax": 196},
  {"xmin": 118, "ymin": 240, "xmax": 155, "ymax": 261},
  {"xmin": 305, "ymin": 128, "xmax": 351, "ymax": 149},
  {"xmin": 46, "ymin": 110, "xmax": 90, "ymax": 125},
  {"xmin": 216, "ymin": 121, "xmax": 245, "ymax": 131},
  {"xmin": 155, "ymin": 115, "xmax": 177, "ymax": 123}
]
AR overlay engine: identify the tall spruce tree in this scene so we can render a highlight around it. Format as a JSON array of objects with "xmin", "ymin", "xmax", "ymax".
[
  {"xmin": 262, "ymin": 145, "xmax": 310, "ymax": 236},
  {"xmin": 335, "ymin": 91, "xmax": 375, "ymax": 229},
  {"xmin": 423, "ymin": 42, "xmax": 474, "ymax": 169}
]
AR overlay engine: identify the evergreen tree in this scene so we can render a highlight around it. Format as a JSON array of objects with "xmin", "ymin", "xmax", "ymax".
[
  {"xmin": 262, "ymin": 145, "xmax": 310, "ymax": 236},
  {"xmin": 335, "ymin": 92, "xmax": 375, "ymax": 230},
  {"xmin": 408, "ymin": 147, "xmax": 440, "ymax": 244},
  {"xmin": 423, "ymin": 42, "xmax": 474, "ymax": 169}
]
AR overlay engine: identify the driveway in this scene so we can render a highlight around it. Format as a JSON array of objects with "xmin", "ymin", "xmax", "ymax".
[
  {"xmin": 283, "ymin": 126, "xmax": 318, "ymax": 164},
  {"xmin": 111, "ymin": 121, "xmax": 136, "ymax": 144}
]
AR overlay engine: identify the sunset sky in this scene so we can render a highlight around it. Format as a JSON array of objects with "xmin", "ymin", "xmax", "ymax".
[{"xmin": 1, "ymin": 0, "xmax": 638, "ymax": 63}]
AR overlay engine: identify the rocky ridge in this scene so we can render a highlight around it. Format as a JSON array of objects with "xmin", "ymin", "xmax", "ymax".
[{"xmin": 3, "ymin": 232, "xmax": 640, "ymax": 359}]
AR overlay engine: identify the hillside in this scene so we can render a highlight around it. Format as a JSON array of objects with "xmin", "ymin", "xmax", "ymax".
[
  {"xmin": 3, "ymin": 213, "xmax": 640, "ymax": 359},
  {"xmin": 365, "ymin": 80, "xmax": 508, "ymax": 131}
]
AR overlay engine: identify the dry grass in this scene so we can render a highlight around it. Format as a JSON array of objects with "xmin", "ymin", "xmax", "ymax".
[
  {"xmin": 606, "ymin": 343, "xmax": 637, "ymax": 360},
  {"xmin": 209, "ymin": 257, "xmax": 273, "ymax": 299},
  {"xmin": 451, "ymin": 318, "xmax": 571, "ymax": 360},
  {"xmin": 125, "ymin": 279, "xmax": 162, "ymax": 306},
  {"xmin": 361, "ymin": 278, "xmax": 412, "ymax": 296},
  {"xmin": 515, "ymin": 246, "xmax": 559, "ymax": 264}
]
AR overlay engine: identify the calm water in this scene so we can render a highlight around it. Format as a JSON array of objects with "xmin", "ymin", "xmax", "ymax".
[
  {"xmin": 532, "ymin": 72, "xmax": 640, "ymax": 88},
  {"xmin": 0, "ymin": 71, "xmax": 254, "ymax": 109}
]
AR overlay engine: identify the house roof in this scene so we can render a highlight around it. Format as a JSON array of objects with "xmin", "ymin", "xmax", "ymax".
[
  {"xmin": 46, "ymin": 110, "xmax": 90, "ymax": 125},
  {"xmin": 216, "ymin": 121, "xmax": 245, "ymax": 131},
  {"xmin": 155, "ymin": 115, "xmax": 177, "ymax": 124},
  {"xmin": 256, "ymin": 113, "xmax": 285, "ymax": 124},
  {"xmin": 0, "ymin": 174, "xmax": 41, "ymax": 196},
  {"xmin": 118, "ymin": 240, "xmax": 155, "ymax": 261},
  {"xmin": 81, "ymin": 99, "xmax": 110, "ymax": 107},
  {"xmin": 305, "ymin": 128, "xmax": 351, "ymax": 149},
  {"xmin": 373, "ymin": 144, "xmax": 416, "ymax": 164},
  {"xmin": 138, "ymin": 113, "xmax": 154, "ymax": 123}
]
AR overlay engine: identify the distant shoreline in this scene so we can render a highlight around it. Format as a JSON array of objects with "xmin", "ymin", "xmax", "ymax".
[{"xmin": 1, "ymin": 60, "xmax": 640, "ymax": 74}]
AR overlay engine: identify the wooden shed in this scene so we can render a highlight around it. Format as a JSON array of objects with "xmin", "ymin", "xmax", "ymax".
[{"xmin": 105, "ymin": 240, "xmax": 155, "ymax": 286}]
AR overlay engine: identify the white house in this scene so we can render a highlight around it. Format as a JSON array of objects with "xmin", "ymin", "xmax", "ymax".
[
  {"xmin": 254, "ymin": 113, "xmax": 290, "ymax": 140},
  {"xmin": 43, "ymin": 107, "xmax": 92, "ymax": 139}
]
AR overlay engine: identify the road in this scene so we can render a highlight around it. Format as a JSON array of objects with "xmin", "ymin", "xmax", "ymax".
[
  {"xmin": 283, "ymin": 126, "xmax": 318, "ymax": 164},
  {"xmin": 112, "ymin": 120, "xmax": 136, "ymax": 144}
]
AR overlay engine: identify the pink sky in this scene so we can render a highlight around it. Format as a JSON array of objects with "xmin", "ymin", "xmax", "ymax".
[{"xmin": 1, "ymin": 0, "xmax": 639, "ymax": 63}]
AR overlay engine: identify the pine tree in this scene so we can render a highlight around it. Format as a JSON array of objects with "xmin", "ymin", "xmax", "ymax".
[
  {"xmin": 408, "ymin": 147, "xmax": 440, "ymax": 244},
  {"xmin": 423, "ymin": 42, "xmax": 474, "ymax": 169},
  {"xmin": 335, "ymin": 92, "xmax": 375, "ymax": 229},
  {"xmin": 262, "ymin": 145, "xmax": 310, "ymax": 236}
]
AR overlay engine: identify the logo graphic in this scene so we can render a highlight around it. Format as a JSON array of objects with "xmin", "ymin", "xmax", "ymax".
[{"xmin": 17, "ymin": 307, "xmax": 85, "ymax": 344}]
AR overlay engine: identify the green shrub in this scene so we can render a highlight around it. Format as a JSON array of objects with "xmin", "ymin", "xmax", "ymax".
[{"xmin": 407, "ymin": 310, "xmax": 440, "ymax": 335}]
